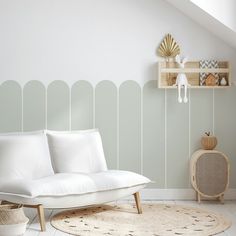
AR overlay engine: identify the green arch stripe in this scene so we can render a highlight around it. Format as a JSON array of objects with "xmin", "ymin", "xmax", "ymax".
[
  {"xmin": 143, "ymin": 80, "xmax": 165, "ymax": 188},
  {"xmin": 0, "ymin": 81, "xmax": 22, "ymax": 132},
  {"xmin": 71, "ymin": 81, "xmax": 93, "ymax": 130},
  {"xmin": 119, "ymin": 80, "xmax": 141, "ymax": 173},
  {"xmin": 23, "ymin": 81, "xmax": 46, "ymax": 131},
  {"xmin": 95, "ymin": 81, "xmax": 118, "ymax": 169},
  {"xmin": 166, "ymin": 89, "xmax": 189, "ymax": 188},
  {"xmin": 47, "ymin": 81, "xmax": 70, "ymax": 130}
]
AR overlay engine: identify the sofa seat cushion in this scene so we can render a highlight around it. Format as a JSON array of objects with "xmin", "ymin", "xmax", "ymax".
[{"xmin": 0, "ymin": 170, "xmax": 150, "ymax": 198}]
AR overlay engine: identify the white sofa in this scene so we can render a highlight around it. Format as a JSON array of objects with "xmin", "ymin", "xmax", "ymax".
[{"xmin": 0, "ymin": 130, "xmax": 150, "ymax": 231}]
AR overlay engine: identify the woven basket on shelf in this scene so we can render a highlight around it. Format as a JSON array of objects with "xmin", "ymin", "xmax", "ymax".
[{"xmin": 0, "ymin": 204, "xmax": 29, "ymax": 236}]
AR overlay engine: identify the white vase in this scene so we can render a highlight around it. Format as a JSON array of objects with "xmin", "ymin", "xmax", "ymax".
[{"xmin": 220, "ymin": 77, "xmax": 227, "ymax": 86}]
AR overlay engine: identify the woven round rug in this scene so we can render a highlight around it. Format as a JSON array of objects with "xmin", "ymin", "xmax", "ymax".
[{"xmin": 51, "ymin": 203, "xmax": 231, "ymax": 236}]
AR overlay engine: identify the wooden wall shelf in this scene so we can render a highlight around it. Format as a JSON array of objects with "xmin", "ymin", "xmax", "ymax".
[{"xmin": 158, "ymin": 61, "xmax": 231, "ymax": 88}]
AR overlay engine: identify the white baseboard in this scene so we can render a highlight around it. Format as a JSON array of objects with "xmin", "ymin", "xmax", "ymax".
[{"xmin": 126, "ymin": 188, "xmax": 236, "ymax": 200}]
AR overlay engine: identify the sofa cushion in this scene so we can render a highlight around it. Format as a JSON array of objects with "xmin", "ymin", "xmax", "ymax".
[
  {"xmin": 46, "ymin": 129, "xmax": 107, "ymax": 173},
  {"xmin": 0, "ymin": 170, "xmax": 150, "ymax": 198},
  {"xmin": 0, "ymin": 132, "xmax": 54, "ymax": 180}
]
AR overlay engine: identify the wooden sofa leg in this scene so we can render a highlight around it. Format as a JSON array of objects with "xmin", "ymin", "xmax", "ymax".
[
  {"xmin": 133, "ymin": 192, "xmax": 142, "ymax": 214},
  {"xmin": 37, "ymin": 205, "xmax": 46, "ymax": 232},
  {"xmin": 1, "ymin": 201, "xmax": 46, "ymax": 231}
]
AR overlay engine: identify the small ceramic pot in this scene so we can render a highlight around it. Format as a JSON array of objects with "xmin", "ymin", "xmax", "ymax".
[
  {"xmin": 201, "ymin": 136, "xmax": 217, "ymax": 150},
  {"xmin": 220, "ymin": 77, "xmax": 227, "ymax": 86}
]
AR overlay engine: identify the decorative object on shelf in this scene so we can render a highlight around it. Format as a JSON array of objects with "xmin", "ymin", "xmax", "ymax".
[
  {"xmin": 158, "ymin": 34, "xmax": 181, "ymax": 86},
  {"xmin": 205, "ymin": 73, "xmax": 217, "ymax": 86},
  {"xmin": 201, "ymin": 132, "xmax": 217, "ymax": 150},
  {"xmin": 158, "ymin": 61, "xmax": 230, "ymax": 88},
  {"xmin": 190, "ymin": 149, "xmax": 229, "ymax": 203},
  {"xmin": 0, "ymin": 204, "xmax": 29, "ymax": 236},
  {"xmin": 199, "ymin": 60, "xmax": 219, "ymax": 86},
  {"xmin": 158, "ymin": 34, "xmax": 180, "ymax": 58},
  {"xmin": 173, "ymin": 55, "xmax": 190, "ymax": 103},
  {"xmin": 220, "ymin": 77, "xmax": 227, "ymax": 86}
]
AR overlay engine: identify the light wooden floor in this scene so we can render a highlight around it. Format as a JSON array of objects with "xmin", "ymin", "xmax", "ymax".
[{"xmin": 24, "ymin": 200, "xmax": 236, "ymax": 236}]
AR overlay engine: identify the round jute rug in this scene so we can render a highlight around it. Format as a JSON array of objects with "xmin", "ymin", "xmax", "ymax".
[{"xmin": 51, "ymin": 203, "xmax": 231, "ymax": 236}]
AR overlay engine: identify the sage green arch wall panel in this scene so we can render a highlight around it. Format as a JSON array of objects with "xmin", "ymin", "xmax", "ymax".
[
  {"xmin": 143, "ymin": 80, "xmax": 165, "ymax": 188},
  {"xmin": 95, "ymin": 81, "xmax": 117, "ymax": 169},
  {"xmin": 23, "ymin": 81, "xmax": 46, "ymax": 131},
  {"xmin": 166, "ymin": 90, "xmax": 189, "ymax": 188},
  {"xmin": 0, "ymin": 81, "xmax": 22, "ymax": 132},
  {"xmin": 119, "ymin": 81, "xmax": 141, "ymax": 173},
  {"xmin": 215, "ymin": 87, "xmax": 236, "ymax": 188},
  {"xmin": 190, "ymin": 89, "xmax": 213, "ymax": 153},
  {"xmin": 71, "ymin": 81, "xmax": 93, "ymax": 130},
  {"xmin": 47, "ymin": 81, "xmax": 70, "ymax": 130}
]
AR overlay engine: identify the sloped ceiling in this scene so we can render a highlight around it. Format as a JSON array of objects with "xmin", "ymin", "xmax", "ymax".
[{"xmin": 167, "ymin": 0, "xmax": 236, "ymax": 49}]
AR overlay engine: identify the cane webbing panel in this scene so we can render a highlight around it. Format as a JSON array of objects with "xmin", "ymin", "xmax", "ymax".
[{"xmin": 195, "ymin": 153, "xmax": 228, "ymax": 196}]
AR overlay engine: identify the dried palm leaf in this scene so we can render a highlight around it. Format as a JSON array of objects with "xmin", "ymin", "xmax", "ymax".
[{"xmin": 158, "ymin": 34, "xmax": 180, "ymax": 58}]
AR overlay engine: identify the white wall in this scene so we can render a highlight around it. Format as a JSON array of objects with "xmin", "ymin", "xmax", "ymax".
[
  {"xmin": 191, "ymin": 0, "xmax": 236, "ymax": 31},
  {"xmin": 0, "ymin": 0, "xmax": 235, "ymax": 86}
]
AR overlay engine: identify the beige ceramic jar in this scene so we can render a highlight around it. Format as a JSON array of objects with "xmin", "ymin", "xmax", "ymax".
[{"xmin": 201, "ymin": 132, "xmax": 217, "ymax": 150}]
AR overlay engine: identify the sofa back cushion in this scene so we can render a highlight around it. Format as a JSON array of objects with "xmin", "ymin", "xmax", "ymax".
[
  {"xmin": 0, "ymin": 132, "xmax": 54, "ymax": 180},
  {"xmin": 46, "ymin": 129, "xmax": 108, "ymax": 173}
]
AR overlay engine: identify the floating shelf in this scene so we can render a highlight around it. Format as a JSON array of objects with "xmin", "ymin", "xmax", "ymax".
[{"xmin": 158, "ymin": 61, "xmax": 231, "ymax": 88}]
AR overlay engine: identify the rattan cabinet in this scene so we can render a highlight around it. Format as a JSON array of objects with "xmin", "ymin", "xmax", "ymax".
[{"xmin": 190, "ymin": 150, "xmax": 229, "ymax": 203}]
